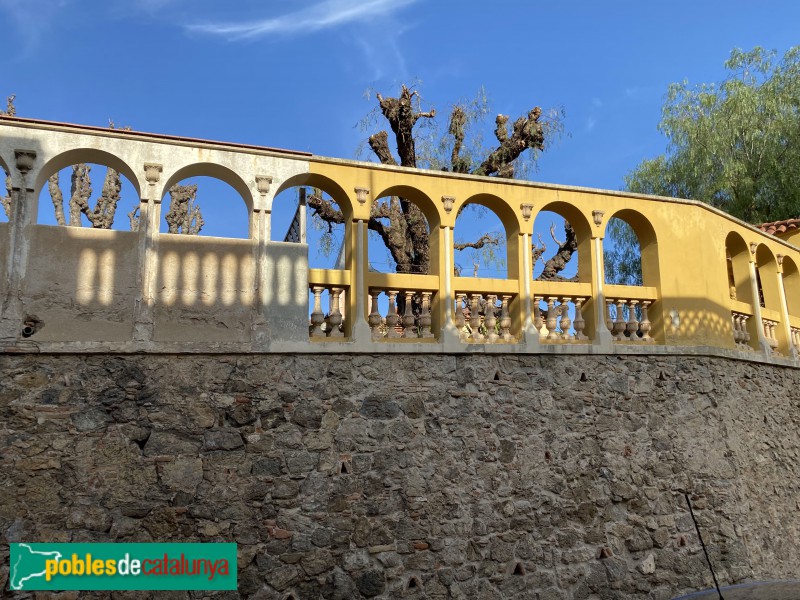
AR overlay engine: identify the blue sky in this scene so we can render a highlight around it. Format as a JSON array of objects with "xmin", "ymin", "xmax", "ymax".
[{"xmin": 3, "ymin": 0, "xmax": 800, "ymax": 272}]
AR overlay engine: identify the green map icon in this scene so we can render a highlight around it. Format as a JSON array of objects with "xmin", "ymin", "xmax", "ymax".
[{"xmin": 9, "ymin": 544, "xmax": 63, "ymax": 590}]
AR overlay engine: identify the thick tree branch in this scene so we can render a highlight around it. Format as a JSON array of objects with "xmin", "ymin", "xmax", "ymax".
[
  {"xmin": 368, "ymin": 131, "xmax": 397, "ymax": 166},
  {"xmin": 454, "ymin": 233, "xmax": 500, "ymax": 251},
  {"xmin": 48, "ymin": 173, "xmax": 66, "ymax": 226},
  {"xmin": 307, "ymin": 191, "xmax": 345, "ymax": 224},
  {"xmin": 474, "ymin": 107, "xmax": 544, "ymax": 178},
  {"xmin": 448, "ymin": 106, "xmax": 470, "ymax": 173},
  {"xmin": 376, "ymin": 85, "xmax": 435, "ymax": 167},
  {"xmin": 537, "ymin": 221, "xmax": 578, "ymax": 281}
]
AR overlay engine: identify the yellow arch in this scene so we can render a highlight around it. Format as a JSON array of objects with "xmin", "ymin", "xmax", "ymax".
[
  {"xmin": 274, "ymin": 173, "xmax": 354, "ymax": 223},
  {"xmin": 604, "ymin": 208, "xmax": 660, "ymax": 288},
  {"xmin": 371, "ymin": 184, "xmax": 441, "ymax": 231}
]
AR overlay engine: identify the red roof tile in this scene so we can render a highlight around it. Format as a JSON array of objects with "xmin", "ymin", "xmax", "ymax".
[{"xmin": 758, "ymin": 218, "xmax": 800, "ymax": 236}]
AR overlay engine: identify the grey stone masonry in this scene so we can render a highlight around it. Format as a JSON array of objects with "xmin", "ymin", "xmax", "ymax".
[{"xmin": 2, "ymin": 353, "xmax": 800, "ymax": 599}]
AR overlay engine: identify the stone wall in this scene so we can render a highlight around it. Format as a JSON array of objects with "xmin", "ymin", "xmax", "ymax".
[{"xmin": 2, "ymin": 353, "xmax": 800, "ymax": 599}]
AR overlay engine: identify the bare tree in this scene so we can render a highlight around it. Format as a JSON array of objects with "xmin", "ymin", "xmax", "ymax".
[
  {"xmin": 165, "ymin": 184, "xmax": 204, "ymax": 235},
  {"xmin": 307, "ymin": 85, "xmax": 575, "ymax": 279},
  {"xmin": 1, "ymin": 169, "xmax": 11, "ymax": 220}
]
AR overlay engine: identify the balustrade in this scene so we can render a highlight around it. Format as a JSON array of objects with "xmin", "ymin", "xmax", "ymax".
[
  {"xmin": 731, "ymin": 311, "xmax": 752, "ymax": 349},
  {"xmin": 309, "ymin": 285, "xmax": 348, "ymax": 339},
  {"xmin": 454, "ymin": 292, "xmax": 516, "ymax": 343},
  {"xmin": 532, "ymin": 296, "xmax": 589, "ymax": 342},
  {"xmin": 790, "ymin": 326, "xmax": 800, "ymax": 354},
  {"xmin": 605, "ymin": 298, "xmax": 654, "ymax": 342},
  {"xmin": 762, "ymin": 317, "xmax": 780, "ymax": 353},
  {"xmin": 367, "ymin": 288, "xmax": 436, "ymax": 340}
]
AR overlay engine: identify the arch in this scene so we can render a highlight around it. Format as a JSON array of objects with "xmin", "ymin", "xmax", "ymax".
[
  {"xmin": 782, "ymin": 255, "xmax": 800, "ymax": 317},
  {"xmin": 725, "ymin": 231, "xmax": 751, "ymax": 304},
  {"xmin": 0, "ymin": 157, "xmax": 9, "ymax": 222},
  {"xmin": 534, "ymin": 200, "xmax": 593, "ymax": 282},
  {"xmin": 455, "ymin": 193, "xmax": 520, "ymax": 279},
  {"xmin": 459, "ymin": 193, "xmax": 521, "ymax": 239},
  {"xmin": 0, "ymin": 152, "xmax": 10, "ymax": 180},
  {"xmin": 755, "ymin": 243, "xmax": 781, "ymax": 310},
  {"xmin": 35, "ymin": 148, "xmax": 141, "ymax": 200},
  {"xmin": 160, "ymin": 163, "xmax": 254, "ymax": 214},
  {"xmin": 368, "ymin": 185, "xmax": 439, "ymax": 275},
  {"xmin": 274, "ymin": 173, "xmax": 353, "ymax": 222},
  {"xmin": 371, "ymin": 184, "xmax": 441, "ymax": 230},
  {"xmin": 603, "ymin": 209, "xmax": 659, "ymax": 287}
]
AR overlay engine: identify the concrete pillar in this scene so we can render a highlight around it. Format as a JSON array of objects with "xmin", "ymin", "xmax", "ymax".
[
  {"xmin": 775, "ymin": 257, "xmax": 796, "ymax": 358},
  {"xmin": 132, "ymin": 163, "xmax": 163, "ymax": 349},
  {"xmin": 590, "ymin": 234, "xmax": 614, "ymax": 350},
  {"xmin": 748, "ymin": 259, "xmax": 771, "ymax": 355},
  {"xmin": 521, "ymin": 231, "xmax": 539, "ymax": 345},
  {"xmin": 0, "ymin": 150, "xmax": 36, "ymax": 344},
  {"xmin": 350, "ymin": 219, "xmax": 372, "ymax": 341},
  {"xmin": 440, "ymin": 225, "xmax": 461, "ymax": 346}
]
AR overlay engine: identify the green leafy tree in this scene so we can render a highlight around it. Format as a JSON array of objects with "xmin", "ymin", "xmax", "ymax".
[{"xmin": 625, "ymin": 46, "xmax": 800, "ymax": 224}]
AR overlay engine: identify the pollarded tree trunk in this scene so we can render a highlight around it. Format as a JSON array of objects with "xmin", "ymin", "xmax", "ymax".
[
  {"xmin": 1, "ymin": 172, "xmax": 11, "ymax": 219},
  {"xmin": 165, "ymin": 184, "xmax": 204, "ymax": 235},
  {"xmin": 309, "ymin": 84, "xmax": 576, "ymax": 278}
]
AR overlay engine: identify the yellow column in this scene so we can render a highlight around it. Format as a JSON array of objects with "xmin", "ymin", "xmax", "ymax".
[
  {"xmin": 590, "ymin": 234, "xmax": 613, "ymax": 349},
  {"xmin": 748, "ymin": 258, "xmax": 770, "ymax": 355},
  {"xmin": 775, "ymin": 257, "xmax": 795, "ymax": 358}
]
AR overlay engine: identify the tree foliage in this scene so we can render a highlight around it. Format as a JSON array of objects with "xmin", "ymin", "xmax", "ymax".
[
  {"xmin": 307, "ymin": 84, "xmax": 570, "ymax": 278},
  {"xmin": 625, "ymin": 46, "xmax": 800, "ymax": 224},
  {"xmin": 603, "ymin": 218, "xmax": 642, "ymax": 286}
]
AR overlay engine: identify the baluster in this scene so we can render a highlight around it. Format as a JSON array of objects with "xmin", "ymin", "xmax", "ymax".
[
  {"xmin": 560, "ymin": 297, "xmax": 573, "ymax": 340},
  {"xmin": 485, "ymin": 295, "xmax": 499, "ymax": 342},
  {"xmin": 327, "ymin": 287, "xmax": 344, "ymax": 337},
  {"xmin": 741, "ymin": 315, "xmax": 751, "ymax": 345},
  {"xmin": 310, "ymin": 286, "xmax": 326, "ymax": 338},
  {"xmin": 573, "ymin": 297, "xmax": 587, "ymax": 341},
  {"xmin": 368, "ymin": 289, "xmax": 383, "ymax": 340},
  {"xmin": 418, "ymin": 292, "xmax": 434, "ymax": 338},
  {"xmin": 454, "ymin": 293, "xmax": 467, "ymax": 340},
  {"xmin": 626, "ymin": 300, "xmax": 639, "ymax": 341},
  {"xmin": 470, "ymin": 294, "xmax": 484, "ymax": 342},
  {"xmin": 533, "ymin": 296, "xmax": 544, "ymax": 338},
  {"xmin": 605, "ymin": 299, "xmax": 614, "ymax": 333},
  {"xmin": 500, "ymin": 295, "xmax": 513, "ymax": 342},
  {"xmin": 402, "ymin": 291, "xmax": 416, "ymax": 338},
  {"xmin": 639, "ymin": 301, "xmax": 652, "ymax": 342},
  {"xmin": 385, "ymin": 290, "xmax": 401, "ymax": 338},
  {"xmin": 545, "ymin": 297, "xmax": 559, "ymax": 340},
  {"xmin": 612, "ymin": 300, "xmax": 626, "ymax": 341}
]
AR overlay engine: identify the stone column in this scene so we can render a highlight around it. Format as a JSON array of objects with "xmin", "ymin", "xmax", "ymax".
[
  {"xmin": 132, "ymin": 163, "xmax": 163, "ymax": 349},
  {"xmin": 775, "ymin": 256, "xmax": 796, "ymax": 358},
  {"xmin": 590, "ymin": 234, "xmax": 614, "ymax": 350},
  {"xmin": 521, "ymin": 231, "xmax": 539, "ymax": 345},
  {"xmin": 250, "ymin": 175, "xmax": 273, "ymax": 349},
  {"xmin": 351, "ymin": 218, "xmax": 372, "ymax": 341},
  {"xmin": 0, "ymin": 150, "xmax": 36, "ymax": 345},
  {"xmin": 440, "ymin": 225, "xmax": 461, "ymax": 345},
  {"xmin": 748, "ymin": 258, "xmax": 771, "ymax": 355}
]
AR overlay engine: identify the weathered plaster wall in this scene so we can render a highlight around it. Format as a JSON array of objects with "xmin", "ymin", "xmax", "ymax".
[
  {"xmin": 1, "ymin": 354, "xmax": 799, "ymax": 599},
  {"xmin": 25, "ymin": 225, "xmax": 139, "ymax": 343}
]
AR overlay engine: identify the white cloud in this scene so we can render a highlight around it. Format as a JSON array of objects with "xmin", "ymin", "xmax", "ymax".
[
  {"xmin": 187, "ymin": 0, "xmax": 419, "ymax": 40},
  {"xmin": 585, "ymin": 116, "xmax": 596, "ymax": 132}
]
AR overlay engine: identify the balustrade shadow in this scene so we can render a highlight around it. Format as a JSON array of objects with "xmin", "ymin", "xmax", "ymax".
[{"xmin": 25, "ymin": 225, "xmax": 138, "ymax": 342}]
